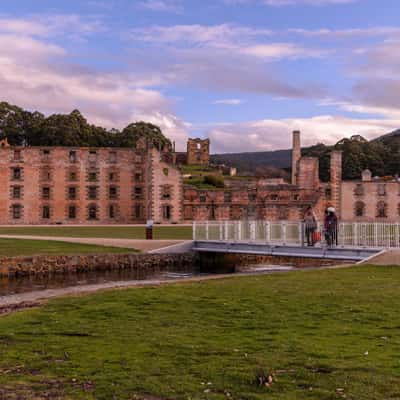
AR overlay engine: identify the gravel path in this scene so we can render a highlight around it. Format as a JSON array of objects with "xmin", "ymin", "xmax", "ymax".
[{"xmin": 0, "ymin": 235, "xmax": 185, "ymax": 253}]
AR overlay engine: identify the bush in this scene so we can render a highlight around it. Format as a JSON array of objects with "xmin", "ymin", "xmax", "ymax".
[{"xmin": 204, "ymin": 175, "xmax": 225, "ymax": 188}]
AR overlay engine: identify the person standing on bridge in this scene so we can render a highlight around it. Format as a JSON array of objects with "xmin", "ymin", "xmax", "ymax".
[
  {"xmin": 304, "ymin": 206, "xmax": 317, "ymax": 247},
  {"xmin": 325, "ymin": 207, "xmax": 338, "ymax": 247}
]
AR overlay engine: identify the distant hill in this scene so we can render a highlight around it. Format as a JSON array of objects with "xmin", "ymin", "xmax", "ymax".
[
  {"xmin": 211, "ymin": 130, "xmax": 400, "ymax": 181},
  {"xmin": 211, "ymin": 149, "xmax": 292, "ymax": 175}
]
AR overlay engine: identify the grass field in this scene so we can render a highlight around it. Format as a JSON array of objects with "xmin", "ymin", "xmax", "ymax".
[
  {"xmin": 0, "ymin": 226, "xmax": 192, "ymax": 240},
  {"xmin": 0, "ymin": 238, "xmax": 134, "ymax": 257},
  {"xmin": 0, "ymin": 265, "xmax": 399, "ymax": 399}
]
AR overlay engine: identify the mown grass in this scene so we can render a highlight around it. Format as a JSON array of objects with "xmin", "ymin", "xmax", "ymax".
[
  {"xmin": 0, "ymin": 226, "xmax": 192, "ymax": 240},
  {"xmin": 0, "ymin": 238, "xmax": 134, "ymax": 257},
  {"xmin": 1, "ymin": 265, "xmax": 400, "ymax": 399}
]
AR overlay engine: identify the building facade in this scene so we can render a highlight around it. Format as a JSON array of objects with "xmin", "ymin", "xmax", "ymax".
[{"xmin": 0, "ymin": 141, "xmax": 182, "ymax": 225}]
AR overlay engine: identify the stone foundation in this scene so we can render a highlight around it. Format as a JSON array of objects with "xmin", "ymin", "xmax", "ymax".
[{"xmin": 0, "ymin": 253, "xmax": 199, "ymax": 278}]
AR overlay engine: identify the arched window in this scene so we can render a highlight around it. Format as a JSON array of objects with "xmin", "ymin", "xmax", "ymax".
[
  {"xmin": 354, "ymin": 201, "xmax": 365, "ymax": 217},
  {"xmin": 376, "ymin": 201, "xmax": 387, "ymax": 218}
]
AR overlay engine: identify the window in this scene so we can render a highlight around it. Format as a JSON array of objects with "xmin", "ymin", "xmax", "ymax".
[
  {"xmin": 163, "ymin": 168, "xmax": 169, "ymax": 176},
  {"xmin": 377, "ymin": 201, "xmax": 387, "ymax": 218},
  {"xmin": 161, "ymin": 185, "xmax": 171, "ymax": 200},
  {"xmin": 12, "ymin": 168, "xmax": 21, "ymax": 180},
  {"xmin": 354, "ymin": 184, "xmax": 364, "ymax": 196},
  {"xmin": 42, "ymin": 205, "xmax": 50, "ymax": 219},
  {"xmin": 293, "ymin": 194, "xmax": 300, "ymax": 201},
  {"xmin": 248, "ymin": 193, "xmax": 257, "ymax": 202},
  {"xmin": 68, "ymin": 186, "xmax": 77, "ymax": 200},
  {"xmin": 41, "ymin": 168, "xmax": 51, "ymax": 181},
  {"xmin": 199, "ymin": 195, "xmax": 207, "ymax": 203},
  {"xmin": 134, "ymin": 173, "xmax": 142, "ymax": 182},
  {"xmin": 88, "ymin": 186, "xmax": 98, "ymax": 200},
  {"xmin": 88, "ymin": 172, "xmax": 97, "ymax": 182},
  {"xmin": 109, "ymin": 172, "xmax": 116, "ymax": 182},
  {"xmin": 12, "ymin": 186, "xmax": 21, "ymax": 199},
  {"xmin": 89, "ymin": 151, "xmax": 97, "ymax": 162},
  {"xmin": 270, "ymin": 194, "xmax": 279, "ymax": 201},
  {"xmin": 41, "ymin": 149, "xmax": 51, "ymax": 161},
  {"xmin": 224, "ymin": 192, "xmax": 232, "ymax": 203},
  {"xmin": 163, "ymin": 205, "xmax": 172, "ymax": 220},
  {"xmin": 109, "ymin": 151, "xmax": 117, "ymax": 163},
  {"xmin": 355, "ymin": 201, "xmax": 365, "ymax": 217},
  {"xmin": 109, "ymin": 186, "xmax": 118, "ymax": 200},
  {"xmin": 134, "ymin": 205, "xmax": 142, "ymax": 219},
  {"xmin": 325, "ymin": 187, "xmax": 332, "ymax": 200},
  {"xmin": 109, "ymin": 205, "xmax": 115, "ymax": 219},
  {"xmin": 42, "ymin": 187, "xmax": 50, "ymax": 200},
  {"xmin": 68, "ymin": 171, "xmax": 77, "ymax": 181},
  {"xmin": 69, "ymin": 151, "xmax": 77, "ymax": 163},
  {"xmin": 13, "ymin": 150, "xmax": 21, "ymax": 161},
  {"xmin": 134, "ymin": 154, "xmax": 143, "ymax": 163},
  {"xmin": 134, "ymin": 186, "xmax": 143, "ymax": 199},
  {"xmin": 12, "ymin": 204, "xmax": 22, "ymax": 219},
  {"xmin": 68, "ymin": 205, "xmax": 77, "ymax": 219},
  {"xmin": 378, "ymin": 184, "xmax": 387, "ymax": 196},
  {"xmin": 88, "ymin": 205, "xmax": 98, "ymax": 220}
]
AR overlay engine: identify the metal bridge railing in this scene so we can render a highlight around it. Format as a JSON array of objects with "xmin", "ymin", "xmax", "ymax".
[{"xmin": 192, "ymin": 221, "xmax": 400, "ymax": 249}]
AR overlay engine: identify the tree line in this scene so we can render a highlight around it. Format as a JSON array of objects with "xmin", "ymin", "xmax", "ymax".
[{"xmin": 0, "ymin": 102, "xmax": 171, "ymax": 149}]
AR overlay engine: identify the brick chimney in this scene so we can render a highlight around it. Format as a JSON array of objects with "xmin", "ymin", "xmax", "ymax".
[
  {"xmin": 330, "ymin": 150, "xmax": 343, "ymax": 217},
  {"xmin": 292, "ymin": 130, "xmax": 301, "ymax": 185}
]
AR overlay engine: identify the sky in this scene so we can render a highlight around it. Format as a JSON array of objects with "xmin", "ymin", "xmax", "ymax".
[{"xmin": 1, "ymin": 0, "xmax": 400, "ymax": 153}]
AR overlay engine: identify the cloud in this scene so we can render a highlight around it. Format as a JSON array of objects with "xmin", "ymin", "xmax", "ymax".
[
  {"xmin": 127, "ymin": 24, "xmax": 327, "ymax": 96},
  {"xmin": 0, "ymin": 15, "xmax": 189, "ymax": 150},
  {"xmin": 207, "ymin": 115, "xmax": 399, "ymax": 153},
  {"xmin": 289, "ymin": 27, "xmax": 400, "ymax": 39},
  {"xmin": 213, "ymin": 99, "xmax": 244, "ymax": 105},
  {"xmin": 139, "ymin": 0, "xmax": 183, "ymax": 13}
]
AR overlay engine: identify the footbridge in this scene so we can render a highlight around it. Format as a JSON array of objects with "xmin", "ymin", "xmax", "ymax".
[{"xmin": 192, "ymin": 221, "xmax": 400, "ymax": 262}]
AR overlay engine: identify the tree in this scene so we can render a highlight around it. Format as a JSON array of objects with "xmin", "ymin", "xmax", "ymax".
[{"xmin": 118, "ymin": 122, "xmax": 171, "ymax": 149}]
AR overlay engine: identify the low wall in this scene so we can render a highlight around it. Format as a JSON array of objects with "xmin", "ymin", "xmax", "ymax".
[
  {"xmin": 0, "ymin": 253, "xmax": 199, "ymax": 278},
  {"xmin": 199, "ymin": 252, "xmax": 349, "ymax": 273}
]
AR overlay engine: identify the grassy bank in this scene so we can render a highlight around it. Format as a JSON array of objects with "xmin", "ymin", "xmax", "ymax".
[
  {"xmin": 0, "ymin": 238, "xmax": 134, "ymax": 257},
  {"xmin": 0, "ymin": 226, "xmax": 192, "ymax": 240},
  {"xmin": 0, "ymin": 265, "xmax": 399, "ymax": 399}
]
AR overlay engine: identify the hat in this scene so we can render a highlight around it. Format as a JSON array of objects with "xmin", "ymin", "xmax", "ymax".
[{"xmin": 327, "ymin": 207, "xmax": 336, "ymax": 213}]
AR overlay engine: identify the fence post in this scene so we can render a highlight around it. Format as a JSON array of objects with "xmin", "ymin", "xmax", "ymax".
[
  {"xmin": 238, "ymin": 221, "xmax": 242, "ymax": 242},
  {"xmin": 265, "ymin": 222, "xmax": 270, "ymax": 244},
  {"xmin": 300, "ymin": 221, "xmax": 305, "ymax": 247},
  {"xmin": 193, "ymin": 221, "xmax": 196, "ymax": 240},
  {"xmin": 206, "ymin": 221, "xmax": 209, "ymax": 241},
  {"xmin": 374, "ymin": 223, "xmax": 378, "ymax": 248},
  {"xmin": 250, "ymin": 221, "xmax": 256, "ymax": 242},
  {"xmin": 282, "ymin": 222, "xmax": 287, "ymax": 246}
]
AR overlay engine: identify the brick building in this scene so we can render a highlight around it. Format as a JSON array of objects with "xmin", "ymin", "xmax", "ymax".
[
  {"xmin": 0, "ymin": 141, "xmax": 182, "ymax": 225},
  {"xmin": 0, "ymin": 130, "xmax": 397, "ymax": 225}
]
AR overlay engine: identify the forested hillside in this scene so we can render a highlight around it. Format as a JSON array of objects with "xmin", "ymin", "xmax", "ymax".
[
  {"xmin": 0, "ymin": 102, "xmax": 170, "ymax": 149},
  {"xmin": 211, "ymin": 132, "xmax": 400, "ymax": 181}
]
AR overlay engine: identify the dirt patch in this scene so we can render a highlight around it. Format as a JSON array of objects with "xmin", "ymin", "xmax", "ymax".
[
  {"xmin": 0, "ymin": 381, "xmax": 64, "ymax": 400},
  {"xmin": 0, "ymin": 301, "xmax": 40, "ymax": 316}
]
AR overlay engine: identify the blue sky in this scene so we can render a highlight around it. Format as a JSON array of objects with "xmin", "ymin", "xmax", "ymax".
[{"xmin": 1, "ymin": 0, "xmax": 400, "ymax": 152}]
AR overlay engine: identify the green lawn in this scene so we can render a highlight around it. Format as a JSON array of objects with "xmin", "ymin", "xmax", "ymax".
[
  {"xmin": 0, "ymin": 226, "xmax": 192, "ymax": 240},
  {"xmin": 0, "ymin": 238, "xmax": 134, "ymax": 257},
  {"xmin": 1, "ymin": 265, "xmax": 400, "ymax": 399}
]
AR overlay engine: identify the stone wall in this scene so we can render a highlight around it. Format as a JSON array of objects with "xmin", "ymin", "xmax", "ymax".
[{"xmin": 0, "ymin": 253, "xmax": 199, "ymax": 278}]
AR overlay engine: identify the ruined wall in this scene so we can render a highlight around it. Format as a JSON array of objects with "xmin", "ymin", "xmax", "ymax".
[
  {"xmin": 292, "ymin": 130, "xmax": 301, "ymax": 185},
  {"xmin": 187, "ymin": 138, "xmax": 210, "ymax": 165},
  {"xmin": 297, "ymin": 157, "xmax": 319, "ymax": 190}
]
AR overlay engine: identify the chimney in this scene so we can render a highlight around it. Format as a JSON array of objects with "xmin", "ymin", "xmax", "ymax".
[
  {"xmin": 292, "ymin": 130, "xmax": 301, "ymax": 185},
  {"xmin": 330, "ymin": 150, "xmax": 343, "ymax": 217}
]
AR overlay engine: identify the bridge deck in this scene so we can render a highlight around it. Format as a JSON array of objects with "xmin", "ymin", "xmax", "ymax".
[{"xmin": 193, "ymin": 241, "xmax": 381, "ymax": 261}]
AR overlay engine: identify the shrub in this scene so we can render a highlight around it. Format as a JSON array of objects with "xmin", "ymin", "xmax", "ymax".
[{"xmin": 204, "ymin": 175, "xmax": 224, "ymax": 188}]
